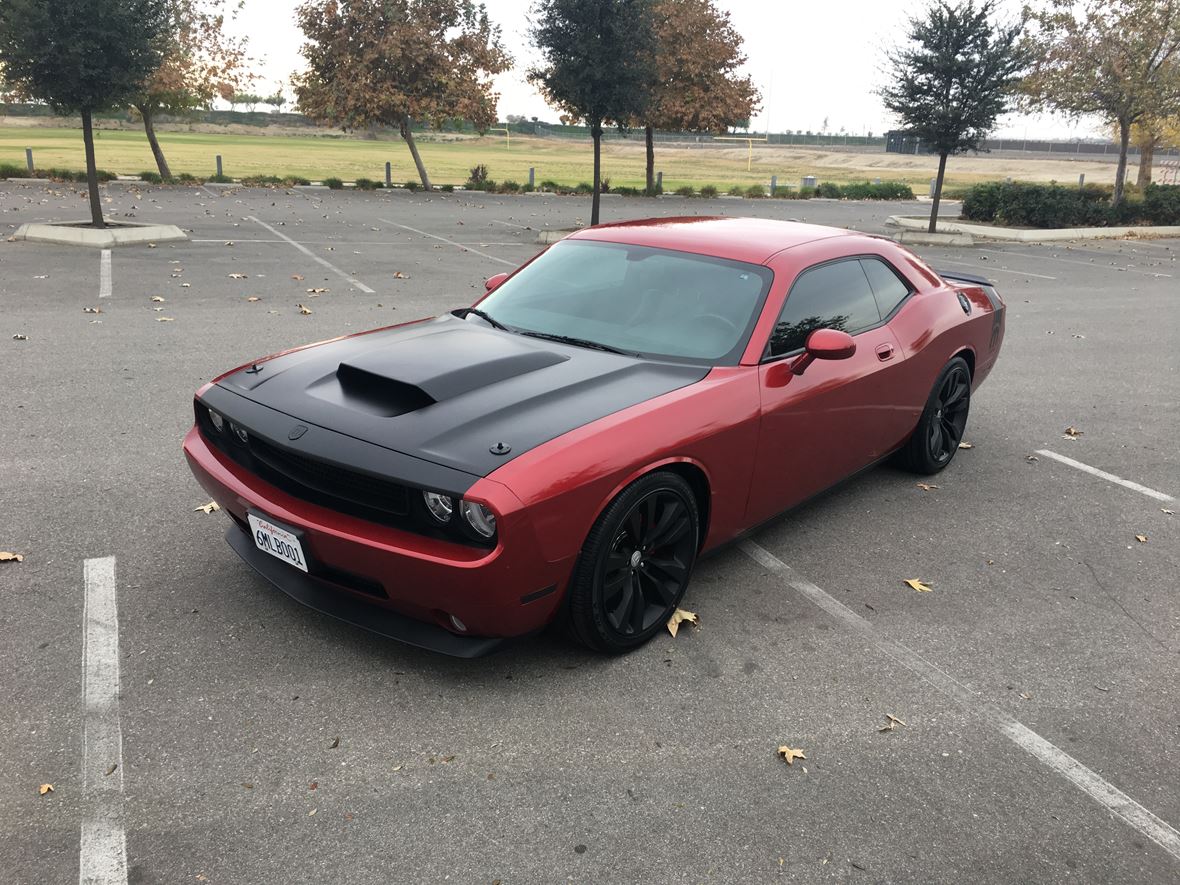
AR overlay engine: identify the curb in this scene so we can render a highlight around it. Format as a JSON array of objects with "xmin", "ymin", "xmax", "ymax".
[
  {"xmin": 13, "ymin": 221, "xmax": 188, "ymax": 248},
  {"xmin": 535, "ymin": 228, "xmax": 580, "ymax": 245},
  {"xmin": 887, "ymin": 214, "xmax": 1180, "ymax": 243},
  {"xmin": 893, "ymin": 230, "xmax": 975, "ymax": 247}
]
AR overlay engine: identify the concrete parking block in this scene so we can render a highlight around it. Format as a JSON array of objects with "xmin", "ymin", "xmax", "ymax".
[{"xmin": 13, "ymin": 220, "xmax": 188, "ymax": 248}]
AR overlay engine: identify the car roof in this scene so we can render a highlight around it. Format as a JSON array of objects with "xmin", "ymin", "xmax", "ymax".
[{"xmin": 565, "ymin": 216, "xmax": 856, "ymax": 265}]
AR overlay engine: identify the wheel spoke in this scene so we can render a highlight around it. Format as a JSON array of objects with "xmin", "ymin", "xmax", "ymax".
[
  {"xmin": 941, "ymin": 416, "xmax": 959, "ymax": 446},
  {"xmin": 648, "ymin": 498, "xmax": 677, "ymax": 546},
  {"xmin": 607, "ymin": 580, "xmax": 633, "ymax": 630},
  {"xmin": 625, "ymin": 508, "xmax": 644, "ymax": 545},
  {"xmin": 628, "ymin": 573, "xmax": 646, "ymax": 633},
  {"xmin": 645, "ymin": 555, "xmax": 687, "ymax": 586},
  {"xmin": 943, "ymin": 378, "xmax": 968, "ymax": 409},
  {"xmin": 651, "ymin": 513, "xmax": 690, "ymax": 548},
  {"xmin": 928, "ymin": 418, "xmax": 942, "ymax": 453},
  {"xmin": 605, "ymin": 551, "xmax": 629, "ymax": 573},
  {"xmin": 639, "ymin": 566, "xmax": 677, "ymax": 605}
]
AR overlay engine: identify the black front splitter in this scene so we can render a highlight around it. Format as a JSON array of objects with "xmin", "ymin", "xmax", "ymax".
[{"xmin": 225, "ymin": 526, "xmax": 505, "ymax": 658}]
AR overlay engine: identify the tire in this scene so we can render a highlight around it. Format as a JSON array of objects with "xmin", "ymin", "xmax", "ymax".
[
  {"xmin": 898, "ymin": 356, "xmax": 972, "ymax": 475},
  {"xmin": 567, "ymin": 471, "xmax": 700, "ymax": 654}
]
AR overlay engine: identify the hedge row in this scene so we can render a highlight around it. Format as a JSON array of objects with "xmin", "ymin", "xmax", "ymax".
[
  {"xmin": 0, "ymin": 163, "xmax": 117, "ymax": 182},
  {"xmin": 962, "ymin": 181, "xmax": 1180, "ymax": 228}
]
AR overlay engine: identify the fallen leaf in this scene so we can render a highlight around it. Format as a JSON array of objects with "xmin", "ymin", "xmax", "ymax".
[
  {"xmin": 306, "ymin": 287, "xmax": 329, "ymax": 294},
  {"xmin": 246, "ymin": 296, "xmax": 261, "ymax": 302},
  {"xmin": 291, "ymin": 274, "xmax": 304, "ymax": 280},
  {"xmin": 224, "ymin": 241, "xmax": 234, "ymax": 246},
  {"xmin": 1163, "ymin": 509, "xmax": 1175, "ymax": 516},
  {"xmin": 241, "ymin": 783, "xmax": 253, "ymax": 789},
  {"xmin": 194, "ymin": 501, "xmax": 220, "ymax": 514},
  {"xmin": 308, "ymin": 808, "xmax": 317, "ymax": 816},
  {"xmin": 916, "ymin": 483, "xmax": 939, "ymax": 491},
  {"xmin": 309, "ymin": 781, "xmax": 318, "ymax": 790},
  {"xmin": 441, "ymin": 755, "xmax": 456, "ymax": 763},
  {"xmin": 228, "ymin": 273, "xmax": 248, "ymax": 279},
  {"xmin": 1135, "ymin": 534, "xmax": 1147, "ymax": 543},
  {"xmin": 393, "ymin": 271, "xmax": 408, "ymax": 279},
  {"xmin": 392, "ymin": 764, "xmax": 403, "ymax": 772},
  {"xmin": 1063, "ymin": 426, "xmax": 1084, "ymax": 437},
  {"xmin": 181, "ymin": 282, "xmax": 191, "ymax": 288},
  {"xmin": 105, "ymin": 763, "xmax": 118, "ymax": 776},
  {"xmin": 12, "ymin": 334, "xmax": 28, "ymax": 341},
  {"xmin": 904, "ymin": 579, "xmax": 933, "ymax": 593},
  {"xmin": 957, "ymin": 441, "xmax": 974, "ymax": 450},
  {"xmin": 83, "ymin": 306, "xmax": 102, "ymax": 314},
  {"xmin": 0, "ymin": 552, "xmax": 24, "ymax": 563},
  {"xmin": 1026, "ymin": 454, "xmax": 1039, "ymax": 462},
  {"xmin": 878, "ymin": 713, "xmax": 907, "ymax": 732},
  {"xmin": 39, "ymin": 784, "xmax": 53, "ymax": 795},
  {"xmin": 666, "ymin": 608, "xmax": 699, "ymax": 637},
  {"xmin": 298, "ymin": 304, "xmax": 313, "ymax": 315},
  {"xmin": 157, "ymin": 317, "xmax": 175, "ymax": 322},
  {"xmin": 777, "ymin": 745, "xmax": 806, "ymax": 766},
  {"xmin": 328, "ymin": 737, "xmax": 339, "ymax": 749},
  {"xmin": 151, "ymin": 296, "xmax": 165, "ymax": 303}
]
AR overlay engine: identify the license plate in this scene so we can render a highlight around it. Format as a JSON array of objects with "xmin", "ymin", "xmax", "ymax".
[{"xmin": 247, "ymin": 513, "xmax": 309, "ymax": 573}]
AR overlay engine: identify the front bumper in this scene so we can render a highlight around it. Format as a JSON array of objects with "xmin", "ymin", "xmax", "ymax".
[{"xmin": 183, "ymin": 426, "xmax": 572, "ymax": 655}]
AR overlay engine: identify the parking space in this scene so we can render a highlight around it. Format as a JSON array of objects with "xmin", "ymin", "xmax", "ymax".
[{"xmin": 1, "ymin": 181, "xmax": 1178, "ymax": 883}]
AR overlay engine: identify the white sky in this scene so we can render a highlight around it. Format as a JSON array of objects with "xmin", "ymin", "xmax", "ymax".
[{"xmin": 229, "ymin": 0, "xmax": 1102, "ymax": 140}]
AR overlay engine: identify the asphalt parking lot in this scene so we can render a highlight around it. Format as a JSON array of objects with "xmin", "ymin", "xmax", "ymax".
[{"xmin": 1, "ymin": 181, "xmax": 1177, "ymax": 884}]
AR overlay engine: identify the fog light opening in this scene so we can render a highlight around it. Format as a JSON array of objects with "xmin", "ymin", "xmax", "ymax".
[{"xmin": 448, "ymin": 614, "xmax": 467, "ymax": 633}]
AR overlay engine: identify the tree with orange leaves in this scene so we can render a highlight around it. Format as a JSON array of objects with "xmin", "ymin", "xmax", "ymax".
[
  {"xmin": 133, "ymin": 0, "xmax": 250, "ymax": 180},
  {"xmin": 639, "ymin": 0, "xmax": 760, "ymax": 194}
]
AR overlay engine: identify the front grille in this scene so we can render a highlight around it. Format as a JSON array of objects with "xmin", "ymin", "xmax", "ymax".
[{"xmin": 197, "ymin": 405, "xmax": 413, "ymax": 530}]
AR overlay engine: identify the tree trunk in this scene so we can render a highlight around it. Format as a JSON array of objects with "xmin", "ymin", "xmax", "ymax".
[
  {"xmin": 591, "ymin": 120, "xmax": 603, "ymax": 226},
  {"xmin": 1136, "ymin": 139, "xmax": 1155, "ymax": 188},
  {"xmin": 928, "ymin": 152, "xmax": 948, "ymax": 234},
  {"xmin": 1113, "ymin": 118, "xmax": 1131, "ymax": 206},
  {"xmin": 139, "ymin": 105, "xmax": 172, "ymax": 180},
  {"xmin": 400, "ymin": 115, "xmax": 432, "ymax": 191},
  {"xmin": 81, "ymin": 108, "xmax": 104, "ymax": 228},
  {"xmin": 645, "ymin": 124, "xmax": 655, "ymax": 194}
]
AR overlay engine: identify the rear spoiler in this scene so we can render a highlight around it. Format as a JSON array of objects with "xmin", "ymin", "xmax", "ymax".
[{"xmin": 935, "ymin": 269, "xmax": 992, "ymax": 287}]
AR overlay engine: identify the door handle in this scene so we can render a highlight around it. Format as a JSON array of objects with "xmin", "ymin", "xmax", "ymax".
[{"xmin": 875, "ymin": 343, "xmax": 895, "ymax": 361}]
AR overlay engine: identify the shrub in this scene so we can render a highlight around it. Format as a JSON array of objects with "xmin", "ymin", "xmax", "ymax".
[
  {"xmin": 176, "ymin": 172, "xmax": 198, "ymax": 183},
  {"xmin": 0, "ymin": 162, "xmax": 25, "ymax": 178},
  {"xmin": 599, "ymin": 177, "xmax": 610, "ymax": 193},
  {"xmin": 499, "ymin": 179, "xmax": 521, "ymax": 193},
  {"xmin": 287, "ymin": 176, "xmax": 312, "ymax": 187},
  {"xmin": 323, "ymin": 177, "xmax": 344, "ymax": 189},
  {"xmin": 643, "ymin": 184, "xmax": 663, "ymax": 197},
  {"xmin": 574, "ymin": 182, "xmax": 594, "ymax": 194},
  {"xmin": 539, "ymin": 179, "xmax": 562, "ymax": 192},
  {"xmin": 613, "ymin": 185, "xmax": 641, "ymax": 196},
  {"xmin": 440, "ymin": 183, "xmax": 455, "ymax": 192},
  {"xmin": 839, "ymin": 180, "xmax": 915, "ymax": 200},
  {"xmin": 241, "ymin": 174, "xmax": 283, "ymax": 186},
  {"xmin": 467, "ymin": 164, "xmax": 489, "ymax": 186},
  {"xmin": 1143, "ymin": 183, "xmax": 1180, "ymax": 225},
  {"xmin": 699, "ymin": 184, "xmax": 718, "ymax": 198},
  {"xmin": 354, "ymin": 177, "xmax": 383, "ymax": 190},
  {"xmin": 207, "ymin": 173, "xmax": 233, "ymax": 184},
  {"xmin": 797, "ymin": 186, "xmax": 817, "ymax": 199},
  {"xmin": 521, "ymin": 182, "xmax": 535, "ymax": 193},
  {"xmin": 676, "ymin": 185, "xmax": 696, "ymax": 196},
  {"xmin": 816, "ymin": 181, "xmax": 841, "ymax": 198},
  {"xmin": 962, "ymin": 181, "xmax": 1114, "ymax": 227},
  {"xmin": 745, "ymin": 184, "xmax": 766, "ymax": 198},
  {"xmin": 403, "ymin": 180, "xmax": 420, "ymax": 192},
  {"xmin": 726, "ymin": 185, "xmax": 743, "ymax": 196},
  {"xmin": 139, "ymin": 170, "xmax": 163, "ymax": 184}
]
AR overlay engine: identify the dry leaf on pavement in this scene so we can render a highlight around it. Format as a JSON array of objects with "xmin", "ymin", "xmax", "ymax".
[
  {"xmin": 393, "ymin": 271, "xmax": 408, "ymax": 279},
  {"xmin": 777, "ymin": 746, "xmax": 806, "ymax": 766},
  {"xmin": 0, "ymin": 552, "xmax": 24, "ymax": 563},
  {"xmin": 878, "ymin": 714, "xmax": 907, "ymax": 732},
  {"xmin": 666, "ymin": 608, "xmax": 699, "ymax": 637},
  {"xmin": 38, "ymin": 784, "xmax": 53, "ymax": 795},
  {"xmin": 1135, "ymin": 534, "xmax": 1147, "ymax": 543},
  {"xmin": 904, "ymin": 579, "xmax": 933, "ymax": 593},
  {"xmin": 194, "ymin": 501, "xmax": 221, "ymax": 514},
  {"xmin": 916, "ymin": 483, "xmax": 939, "ymax": 491},
  {"xmin": 1063, "ymin": 426, "xmax": 1083, "ymax": 438},
  {"xmin": 291, "ymin": 274, "xmax": 305, "ymax": 280},
  {"xmin": 180, "ymin": 283, "xmax": 191, "ymax": 288},
  {"xmin": 328, "ymin": 737, "xmax": 340, "ymax": 749},
  {"xmin": 228, "ymin": 273, "xmax": 248, "ymax": 279},
  {"xmin": 957, "ymin": 441, "xmax": 974, "ymax": 450},
  {"xmin": 298, "ymin": 304, "xmax": 313, "ymax": 315},
  {"xmin": 83, "ymin": 306, "xmax": 102, "ymax": 314},
  {"xmin": 12, "ymin": 334, "xmax": 28, "ymax": 341},
  {"xmin": 306, "ymin": 287, "xmax": 329, "ymax": 294},
  {"xmin": 151, "ymin": 296, "xmax": 165, "ymax": 302},
  {"xmin": 246, "ymin": 296, "xmax": 261, "ymax": 302},
  {"xmin": 1163, "ymin": 509, "xmax": 1175, "ymax": 516},
  {"xmin": 157, "ymin": 317, "xmax": 174, "ymax": 322}
]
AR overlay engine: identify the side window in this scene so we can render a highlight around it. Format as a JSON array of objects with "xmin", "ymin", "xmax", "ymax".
[
  {"xmin": 860, "ymin": 257, "xmax": 911, "ymax": 318},
  {"xmin": 767, "ymin": 259, "xmax": 881, "ymax": 357}
]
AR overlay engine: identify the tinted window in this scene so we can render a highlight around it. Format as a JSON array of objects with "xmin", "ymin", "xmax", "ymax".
[
  {"xmin": 768, "ymin": 259, "xmax": 881, "ymax": 357},
  {"xmin": 860, "ymin": 257, "xmax": 911, "ymax": 318}
]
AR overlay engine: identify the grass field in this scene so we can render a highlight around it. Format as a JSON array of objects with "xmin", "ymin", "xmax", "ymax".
[{"xmin": 0, "ymin": 124, "xmax": 1124, "ymax": 191}]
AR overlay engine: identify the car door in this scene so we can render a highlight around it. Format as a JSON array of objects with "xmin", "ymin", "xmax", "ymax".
[{"xmin": 745, "ymin": 256, "xmax": 910, "ymax": 526}]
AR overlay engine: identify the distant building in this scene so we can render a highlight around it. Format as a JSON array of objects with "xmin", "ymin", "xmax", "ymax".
[{"xmin": 885, "ymin": 130, "xmax": 924, "ymax": 154}]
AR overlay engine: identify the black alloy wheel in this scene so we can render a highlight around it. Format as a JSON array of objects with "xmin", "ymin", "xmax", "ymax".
[
  {"xmin": 567, "ymin": 472, "xmax": 699, "ymax": 653},
  {"xmin": 899, "ymin": 356, "xmax": 972, "ymax": 475}
]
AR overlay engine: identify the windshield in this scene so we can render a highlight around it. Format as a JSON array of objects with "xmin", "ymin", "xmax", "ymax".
[{"xmin": 474, "ymin": 240, "xmax": 774, "ymax": 363}]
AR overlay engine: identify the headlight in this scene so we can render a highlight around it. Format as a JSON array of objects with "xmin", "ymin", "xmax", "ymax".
[
  {"xmin": 422, "ymin": 490, "xmax": 454, "ymax": 524},
  {"xmin": 460, "ymin": 500, "xmax": 497, "ymax": 538},
  {"xmin": 207, "ymin": 409, "xmax": 224, "ymax": 433},
  {"xmin": 228, "ymin": 421, "xmax": 248, "ymax": 443}
]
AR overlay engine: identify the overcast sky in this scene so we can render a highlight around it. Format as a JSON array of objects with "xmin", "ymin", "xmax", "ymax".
[{"xmin": 229, "ymin": 0, "xmax": 1102, "ymax": 140}]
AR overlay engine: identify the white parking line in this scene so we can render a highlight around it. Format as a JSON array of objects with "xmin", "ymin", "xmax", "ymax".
[
  {"xmin": 247, "ymin": 217, "xmax": 376, "ymax": 294},
  {"xmin": 1035, "ymin": 449, "xmax": 1175, "ymax": 502},
  {"xmin": 936, "ymin": 257, "xmax": 1058, "ymax": 281},
  {"xmin": 79, "ymin": 556, "xmax": 127, "ymax": 885},
  {"xmin": 739, "ymin": 540, "xmax": 1180, "ymax": 862},
  {"xmin": 380, "ymin": 220, "xmax": 517, "ymax": 267},
  {"xmin": 490, "ymin": 219, "xmax": 530, "ymax": 230},
  {"xmin": 982, "ymin": 249, "xmax": 1173, "ymax": 278},
  {"xmin": 99, "ymin": 250, "xmax": 111, "ymax": 298}
]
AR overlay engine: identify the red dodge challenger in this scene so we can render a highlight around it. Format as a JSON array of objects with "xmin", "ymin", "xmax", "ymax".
[{"xmin": 184, "ymin": 217, "xmax": 1005, "ymax": 656}]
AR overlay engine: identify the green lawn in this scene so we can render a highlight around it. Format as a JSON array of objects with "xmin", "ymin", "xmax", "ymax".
[{"xmin": 0, "ymin": 125, "xmax": 962, "ymax": 191}]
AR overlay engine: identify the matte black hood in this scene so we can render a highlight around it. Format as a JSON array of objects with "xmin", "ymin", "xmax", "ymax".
[{"xmin": 215, "ymin": 315, "xmax": 708, "ymax": 476}]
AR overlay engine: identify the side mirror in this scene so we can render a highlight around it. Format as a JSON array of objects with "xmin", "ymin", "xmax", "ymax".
[
  {"xmin": 484, "ymin": 272, "xmax": 509, "ymax": 291},
  {"xmin": 790, "ymin": 328, "xmax": 856, "ymax": 376}
]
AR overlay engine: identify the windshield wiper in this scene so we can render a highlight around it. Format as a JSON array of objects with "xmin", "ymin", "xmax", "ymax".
[
  {"xmin": 453, "ymin": 307, "xmax": 511, "ymax": 331},
  {"xmin": 516, "ymin": 330, "xmax": 636, "ymax": 356}
]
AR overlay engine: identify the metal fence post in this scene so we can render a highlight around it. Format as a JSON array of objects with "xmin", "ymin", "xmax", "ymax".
[
  {"xmin": 770, "ymin": 175, "xmax": 777, "ymax": 196},
  {"xmin": 930, "ymin": 178, "xmax": 937, "ymax": 195},
  {"xmin": 25, "ymin": 148, "xmax": 34, "ymax": 173},
  {"xmin": 215, "ymin": 155, "xmax": 223, "ymax": 178},
  {"xmin": 529, "ymin": 167, "xmax": 535, "ymax": 188},
  {"xmin": 385, "ymin": 161, "xmax": 392, "ymax": 187},
  {"xmin": 656, "ymin": 171, "xmax": 663, "ymax": 191},
  {"xmin": 1078, "ymin": 173, "xmax": 1085, "ymax": 188}
]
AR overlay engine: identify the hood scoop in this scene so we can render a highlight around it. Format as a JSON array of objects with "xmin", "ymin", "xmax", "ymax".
[{"xmin": 308, "ymin": 324, "xmax": 570, "ymax": 418}]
